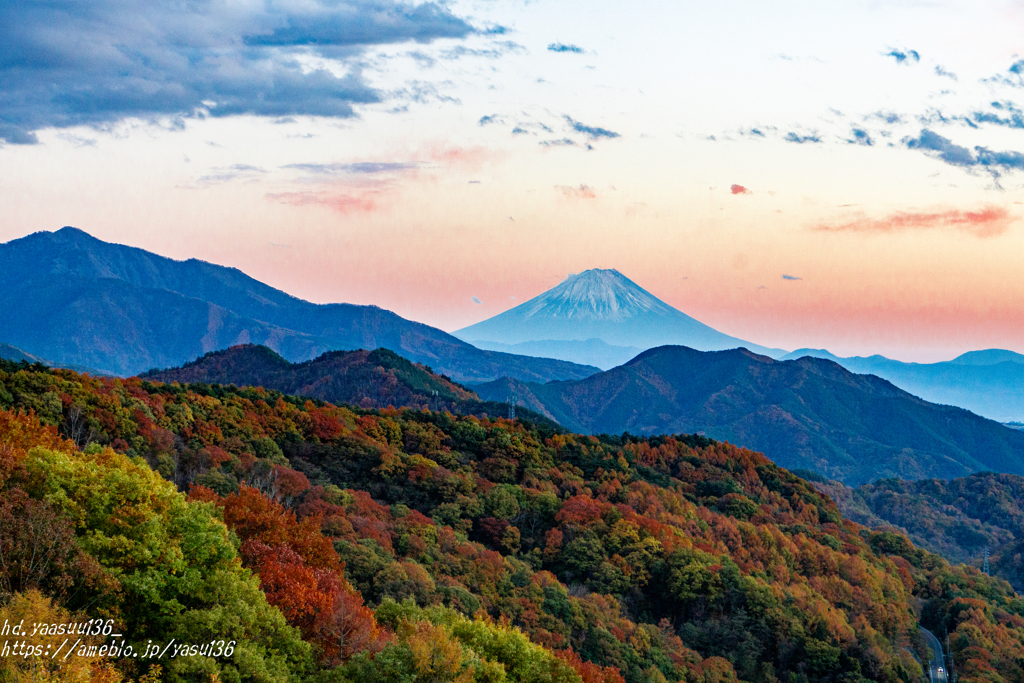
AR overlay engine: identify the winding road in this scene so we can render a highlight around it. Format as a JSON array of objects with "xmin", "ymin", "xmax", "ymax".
[{"xmin": 921, "ymin": 628, "xmax": 948, "ymax": 682}]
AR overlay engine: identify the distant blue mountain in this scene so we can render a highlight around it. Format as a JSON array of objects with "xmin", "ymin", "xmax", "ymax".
[
  {"xmin": 780, "ymin": 348, "xmax": 1024, "ymax": 422},
  {"xmin": 0, "ymin": 227, "xmax": 599, "ymax": 383},
  {"xmin": 455, "ymin": 269, "xmax": 786, "ymax": 361},
  {"xmin": 0, "ymin": 341, "xmax": 104, "ymax": 375}
]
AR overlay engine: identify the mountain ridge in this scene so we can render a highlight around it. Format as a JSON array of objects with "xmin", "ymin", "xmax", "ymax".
[
  {"xmin": 0, "ymin": 227, "xmax": 601, "ymax": 383},
  {"xmin": 474, "ymin": 344, "xmax": 1024, "ymax": 484},
  {"xmin": 781, "ymin": 347, "xmax": 1024, "ymax": 421}
]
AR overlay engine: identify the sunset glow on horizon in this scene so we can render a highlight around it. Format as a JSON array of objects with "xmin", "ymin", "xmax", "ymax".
[{"xmin": 3, "ymin": 0, "xmax": 1024, "ymax": 363}]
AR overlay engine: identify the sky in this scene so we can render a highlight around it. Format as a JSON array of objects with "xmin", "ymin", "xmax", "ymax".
[{"xmin": 2, "ymin": 0, "xmax": 1024, "ymax": 362}]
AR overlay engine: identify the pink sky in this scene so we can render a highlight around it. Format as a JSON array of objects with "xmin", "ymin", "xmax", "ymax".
[{"xmin": 2, "ymin": 0, "xmax": 1024, "ymax": 363}]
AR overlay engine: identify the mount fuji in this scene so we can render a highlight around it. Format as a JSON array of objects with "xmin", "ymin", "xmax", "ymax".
[{"xmin": 454, "ymin": 269, "xmax": 785, "ymax": 367}]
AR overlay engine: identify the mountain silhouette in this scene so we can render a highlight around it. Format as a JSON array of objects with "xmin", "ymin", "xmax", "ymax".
[
  {"xmin": 780, "ymin": 348, "xmax": 1024, "ymax": 422},
  {"xmin": 474, "ymin": 345, "xmax": 1024, "ymax": 484},
  {"xmin": 454, "ymin": 268, "xmax": 784, "ymax": 365},
  {"xmin": 0, "ymin": 227, "xmax": 599, "ymax": 382}
]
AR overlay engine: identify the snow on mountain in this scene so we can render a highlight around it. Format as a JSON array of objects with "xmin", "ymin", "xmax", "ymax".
[{"xmin": 455, "ymin": 269, "xmax": 785, "ymax": 359}]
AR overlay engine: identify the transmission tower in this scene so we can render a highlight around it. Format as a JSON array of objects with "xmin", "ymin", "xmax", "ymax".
[
  {"xmin": 983, "ymin": 546, "xmax": 990, "ymax": 575},
  {"xmin": 507, "ymin": 393, "xmax": 518, "ymax": 420}
]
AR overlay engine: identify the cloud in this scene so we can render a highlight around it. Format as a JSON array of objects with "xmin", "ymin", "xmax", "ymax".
[
  {"xmin": 282, "ymin": 162, "xmax": 418, "ymax": 175},
  {"xmin": 781, "ymin": 274, "xmax": 802, "ymax": 281},
  {"xmin": 904, "ymin": 129, "xmax": 1024, "ymax": 176},
  {"xmin": 441, "ymin": 41, "xmax": 525, "ymax": 60},
  {"xmin": 971, "ymin": 102, "xmax": 1024, "ymax": 129},
  {"xmin": 848, "ymin": 128, "xmax": 874, "ymax": 146},
  {"xmin": 389, "ymin": 81, "xmax": 461, "ymax": 106},
  {"xmin": 935, "ymin": 65, "xmax": 957, "ymax": 80},
  {"xmin": 565, "ymin": 116, "xmax": 620, "ymax": 140},
  {"xmin": 243, "ymin": 2, "xmax": 472, "ymax": 47},
  {"xmin": 540, "ymin": 138, "xmax": 576, "ymax": 147},
  {"xmin": 784, "ymin": 132, "xmax": 821, "ymax": 144},
  {"xmin": 558, "ymin": 184, "xmax": 596, "ymax": 199},
  {"xmin": 548, "ymin": 43, "xmax": 584, "ymax": 53},
  {"xmin": 0, "ymin": 0, "xmax": 473, "ymax": 143},
  {"xmin": 814, "ymin": 206, "xmax": 1014, "ymax": 238},
  {"xmin": 885, "ymin": 48, "xmax": 920, "ymax": 65},
  {"xmin": 730, "ymin": 184, "xmax": 751, "ymax": 195},
  {"xmin": 871, "ymin": 111, "xmax": 903, "ymax": 125},
  {"xmin": 267, "ymin": 190, "xmax": 379, "ymax": 214},
  {"xmin": 479, "ymin": 115, "xmax": 503, "ymax": 126},
  {"xmin": 471, "ymin": 296, "xmax": 482, "ymax": 304},
  {"xmin": 198, "ymin": 164, "xmax": 267, "ymax": 184},
  {"xmin": 426, "ymin": 144, "xmax": 494, "ymax": 170},
  {"xmin": 904, "ymin": 130, "xmax": 974, "ymax": 165},
  {"xmin": 57, "ymin": 133, "xmax": 98, "ymax": 148}
]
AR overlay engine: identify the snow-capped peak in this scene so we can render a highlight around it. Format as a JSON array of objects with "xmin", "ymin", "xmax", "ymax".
[{"xmin": 522, "ymin": 269, "xmax": 674, "ymax": 322}]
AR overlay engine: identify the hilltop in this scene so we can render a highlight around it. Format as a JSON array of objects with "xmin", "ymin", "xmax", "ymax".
[
  {"xmin": 474, "ymin": 345, "xmax": 1024, "ymax": 484},
  {"xmin": 781, "ymin": 347, "xmax": 1024, "ymax": 422}
]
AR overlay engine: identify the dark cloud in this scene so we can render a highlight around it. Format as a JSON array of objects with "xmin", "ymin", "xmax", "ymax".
[
  {"xmin": 983, "ymin": 60, "xmax": 1024, "ymax": 88},
  {"xmin": 472, "ymin": 296, "xmax": 482, "ymax": 304},
  {"xmin": 872, "ymin": 111, "xmax": 903, "ymax": 125},
  {"xmin": 548, "ymin": 43, "xmax": 584, "ymax": 53},
  {"xmin": 848, "ymin": 128, "xmax": 874, "ymax": 146},
  {"xmin": 282, "ymin": 162, "xmax": 417, "ymax": 175},
  {"xmin": 479, "ymin": 115, "xmax": 502, "ymax": 126},
  {"xmin": 244, "ymin": 2, "xmax": 472, "ymax": 46},
  {"xmin": 972, "ymin": 102, "xmax": 1024, "ymax": 129},
  {"xmin": 565, "ymin": 117, "xmax": 620, "ymax": 139},
  {"xmin": 511, "ymin": 126, "xmax": 529, "ymax": 135},
  {"xmin": 781, "ymin": 274, "xmax": 802, "ymax": 280},
  {"xmin": 0, "ymin": 0, "xmax": 473, "ymax": 144},
  {"xmin": 905, "ymin": 130, "xmax": 974, "ymax": 165},
  {"xmin": 904, "ymin": 129, "xmax": 1024, "ymax": 176},
  {"xmin": 784, "ymin": 132, "xmax": 822, "ymax": 144},
  {"xmin": 540, "ymin": 138, "xmax": 576, "ymax": 147},
  {"xmin": 885, "ymin": 48, "xmax": 920, "ymax": 65}
]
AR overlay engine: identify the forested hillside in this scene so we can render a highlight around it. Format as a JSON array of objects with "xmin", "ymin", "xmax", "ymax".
[
  {"xmin": 474, "ymin": 346, "xmax": 1024, "ymax": 484},
  {"xmin": 3, "ymin": 358, "xmax": 1024, "ymax": 682},
  {"xmin": 816, "ymin": 473, "xmax": 1024, "ymax": 593},
  {"xmin": 142, "ymin": 344, "xmax": 479, "ymax": 411}
]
